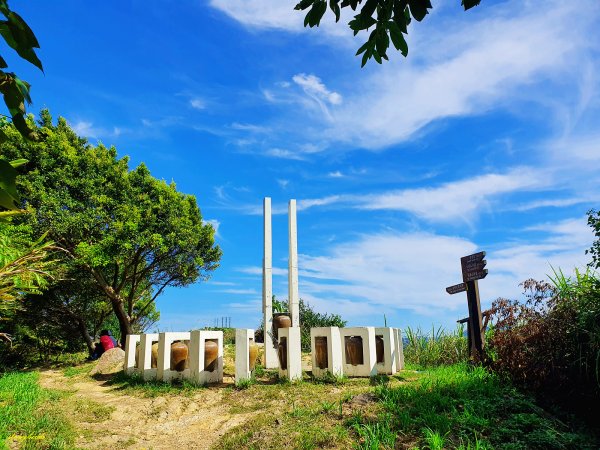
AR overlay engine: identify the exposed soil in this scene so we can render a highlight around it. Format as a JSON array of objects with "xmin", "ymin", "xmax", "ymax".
[{"xmin": 39, "ymin": 370, "xmax": 254, "ymax": 450}]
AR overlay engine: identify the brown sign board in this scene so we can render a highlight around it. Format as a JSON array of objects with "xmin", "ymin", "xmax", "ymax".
[
  {"xmin": 463, "ymin": 268, "xmax": 488, "ymax": 282},
  {"xmin": 446, "ymin": 282, "xmax": 467, "ymax": 294},
  {"xmin": 462, "ymin": 260, "xmax": 486, "ymax": 277},
  {"xmin": 461, "ymin": 251, "xmax": 486, "ymax": 265}
]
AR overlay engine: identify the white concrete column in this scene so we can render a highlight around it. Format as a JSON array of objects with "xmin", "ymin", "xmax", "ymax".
[
  {"xmin": 189, "ymin": 330, "xmax": 223, "ymax": 385},
  {"xmin": 278, "ymin": 326, "xmax": 302, "ymax": 382},
  {"xmin": 310, "ymin": 327, "xmax": 343, "ymax": 378},
  {"xmin": 235, "ymin": 328, "xmax": 255, "ymax": 383},
  {"xmin": 394, "ymin": 328, "xmax": 405, "ymax": 370},
  {"xmin": 139, "ymin": 333, "xmax": 159, "ymax": 381},
  {"xmin": 340, "ymin": 327, "xmax": 377, "ymax": 377},
  {"xmin": 124, "ymin": 334, "xmax": 141, "ymax": 375},
  {"xmin": 157, "ymin": 332, "xmax": 191, "ymax": 382},
  {"xmin": 375, "ymin": 327, "xmax": 397, "ymax": 375},
  {"xmin": 288, "ymin": 199, "xmax": 300, "ymax": 327},
  {"xmin": 263, "ymin": 198, "xmax": 277, "ymax": 369}
]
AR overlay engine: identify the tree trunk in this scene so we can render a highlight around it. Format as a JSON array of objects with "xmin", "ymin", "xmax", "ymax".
[
  {"xmin": 77, "ymin": 317, "xmax": 94, "ymax": 354},
  {"xmin": 110, "ymin": 295, "xmax": 133, "ymax": 347}
]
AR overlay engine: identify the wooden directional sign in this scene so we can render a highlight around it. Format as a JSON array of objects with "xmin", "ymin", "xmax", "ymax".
[
  {"xmin": 461, "ymin": 251, "xmax": 487, "ymax": 282},
  {"xmin": 446, "ymin": 282, "xmax": 467, "ymax": 295}
]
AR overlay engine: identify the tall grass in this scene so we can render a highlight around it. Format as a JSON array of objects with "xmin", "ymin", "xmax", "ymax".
[
  {"xmin": 358, "ymin": 364, "xmax": 597, "ymax": 449},
  {"xmin": 404, "ymin": 325, "xmax": 468, "ymax": 368},
  {"xmin": 0, "ymin": 371, "xmax": 74, "ymax": 449}
]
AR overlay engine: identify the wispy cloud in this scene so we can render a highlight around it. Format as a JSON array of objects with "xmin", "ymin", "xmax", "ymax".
[
  {"xmin": 190, "ymin": 98, "xmax": 206, "ymax": 110},
  {"xmin": 297, "ymin": 217, "xmax": 593, "ymax": 318}
]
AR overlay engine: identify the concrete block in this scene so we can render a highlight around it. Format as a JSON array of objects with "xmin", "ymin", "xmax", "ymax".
[
  {"xmin": 394, "ymin": 328, "xmax": 405, "ymax": 370},
  {"xmin": 310, "ymin": 327, "xmax": 343, "ymax": 378},
  {"xmin": 139, "ymin": 333, "xmax": 159, "ymax": 381},
  {"xmin": 124, "ymin": 334, "xmax": 141, "ymax": 375},
  {"xmin": 157, "ymin": 331, "xmax": 191, "ymax": 382},
  {"xmin": 235, "ymin": 329, "xmax": 257, "ymax": 383},
  {"xmin": 189, "ymin": 330, "xmax": 223, "ymax": 385},
  {"xmin": 278, "ymin": 327, "xmax": 302, "ymax": 382},
  {"xmin": 340, "ymin": 327, "xmax": 377, "ymax": 377},
  {"xmin": 374, "ymin": 327, "xmax": 397, "ymax": 375}
]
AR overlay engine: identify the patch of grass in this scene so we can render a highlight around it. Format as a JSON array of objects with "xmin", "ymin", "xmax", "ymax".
[
  {"xmin": 235, "ymin": 377, "xmax": 255, "ymax": 390},
  {"xmin": 312, "ymin": 370, "xmax": 347, "ymax": 385},
  {"xmin": 102, "ymin": 371, "xmax": 205, "ymax": 397},
  {"xmin": 70, "ymin": 397, "xmax": 115, "ymax": 423},
  {"xmin": 63, "ymin": 362, "xmax": 94, "ymax": 378},
  {"xmin": 0, "ymin": 371, "xmax": 75, "ymax": 449},
  {"xmin": 359, "ymin": 363, "xmax": 599, "ymax": 449},
  {"xmin": 404, "ymin": 325, "xmax": 468, "ymax": 368}
]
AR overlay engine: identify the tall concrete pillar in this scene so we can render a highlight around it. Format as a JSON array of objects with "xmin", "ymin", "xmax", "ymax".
[
  {"xmin": 288, "ymin": 199, "xmax": 300, "ymax": 327},
  {"xmin": 263, "ymin": 197, "xmax": 277, "ymax": 368}
]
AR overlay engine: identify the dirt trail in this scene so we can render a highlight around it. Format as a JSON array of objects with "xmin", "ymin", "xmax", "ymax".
[{"xmin": 39, "ymin": 370, "xmax": 251, "ymax": 450}]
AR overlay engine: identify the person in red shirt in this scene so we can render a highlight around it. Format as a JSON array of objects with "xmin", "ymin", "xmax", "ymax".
[{"xmin": 91, "ymin": 330, "xmax": 119, "ymax": 360}]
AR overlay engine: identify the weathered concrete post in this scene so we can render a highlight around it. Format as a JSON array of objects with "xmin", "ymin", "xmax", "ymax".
[
  {"xmin": 288, "ymin": 199, "xmax": 300, "ymax": 328},
  {"xmin": 263, "ymin": 197, "xmax": 278, "ymax": 369}
]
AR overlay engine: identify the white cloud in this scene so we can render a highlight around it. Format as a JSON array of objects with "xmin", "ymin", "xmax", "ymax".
[
  {"xmin": 264, "ymin": 148, "xmax": 306, "ymax": 160},
  {"xmin": 237, "ymin": 266, "xmax": 288, "ymax": 276},
  {"xmin": 297, "ymin": 217, "xmax": 593, "ymax": 318},
  {"xmin": 70, "ymin": 120, "xmax": 122, "ymax": 140},
  {"xmin": 190, "ymin": 98, "xmax": 205, "ymax": 110},
  {"xmin": 221, "ymin": 288, "xmax": 260, "ymax": 295},
  {"xmin": 277, "ymin": 179, "xmax": 290, "ymax": 189},
  {"xmin": 264, "ymin": 167, "xmax": 546, "ymax": 223},
  {"xmin": 328, "ymin": 171, "xmax": 343, "ymax": 178},
  {"xmin": 206, "ymin": 219, "xmax": 221, "ymax": 238},
  {"xmin": 209, "ymin": 0, "xmax": 352, "ymax": 37},
  {"xmin": 292, "ymin": 73, "xmax": 342, "ymax": 105},
  {"xmin": 327, "ymin": 1, "xmax": 598, "ymax": 149}
]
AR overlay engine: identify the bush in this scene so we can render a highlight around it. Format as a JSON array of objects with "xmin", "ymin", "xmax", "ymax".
[{"xmin": 486, "ymin": 271, "xmax": 600, "ymax": 422}]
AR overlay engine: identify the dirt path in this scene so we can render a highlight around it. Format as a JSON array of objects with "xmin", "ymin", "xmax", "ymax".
[{"xmin": 39, "ymin": 370, "xmax": 252, "ymax": 450}]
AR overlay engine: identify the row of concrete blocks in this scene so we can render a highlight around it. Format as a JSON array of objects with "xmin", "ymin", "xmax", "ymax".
[{"xmin": 123, "ymin": 327, "xmax": 404, "ymax": 384}]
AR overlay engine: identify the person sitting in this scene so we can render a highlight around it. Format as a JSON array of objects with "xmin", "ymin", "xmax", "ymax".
[{"xmin": 90, "ymin": 330, "xmax": 118, "ymax": 360}]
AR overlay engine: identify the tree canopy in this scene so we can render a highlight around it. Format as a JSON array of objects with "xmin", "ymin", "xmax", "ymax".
[
  {"xmin": 295, "ymin": 0, "xmax": 481, "ymax": 66},
  {"xmin": 0, "ymin": 111, "xmax": 222, "ymax": 344}
]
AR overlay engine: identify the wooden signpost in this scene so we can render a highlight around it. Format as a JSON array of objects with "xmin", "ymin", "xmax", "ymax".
[{"xmin": 447, "ymin": 251, "xmax": 487, "ymax": 359}]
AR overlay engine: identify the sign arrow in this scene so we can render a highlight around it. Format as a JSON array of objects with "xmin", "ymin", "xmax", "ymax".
[
  {"xmin": 446, "ymin": 282, "xmax": 467, "ymax": 295},
  {"xmin": 461, "ymin": 251, "xmax": 486, "ymax": 265},
  {"xmin": 463, "ymin": 269, "xmax": 488, "ymax": 282}
]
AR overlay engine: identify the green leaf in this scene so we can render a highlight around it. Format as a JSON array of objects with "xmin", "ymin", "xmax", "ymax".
[
  {"xmin": 389, "ymin": 21, "xmax": 408, "ymax": 56},
  {"xmin": 375, "ymin": 28, "xmax": 389, "ymax": 57},
  {"xmin": 295, "ymin": 0, "xmax": 314, "ymax": 11},
  {"xmin": 0, "ymin": 16, "xmax": 43, "ymax": 72},
  {"xmin": 372, "ymin": 49, "xmax": 382, "ymax": 64},
  {"xmin": 355, "ymin": 41, "xmax": 370, "ymax": 56},
  {"xmin": 13, "ymin": 76, "xmax": 31, "ymax": 104},
  {"xmin": 359, "ymin": 0, "xmax": 379, "ymax": 21},
  {"xmin": 461, "ymin": 0, "xmax": 481, "ymax": 11},
  {"xmin": 9, "ymin": 159, "xmax": 27, "ymax": 168},
  {"xmin": 329, "ymin": 0, "xmax": 341, "ymax": 21},
  {"xmin": 408, "ymin": 0, "xmax": 432, "ymax": 22},
  {"xmin": 0, "ymin": 157, "xmax": 19, "ymax": 209},
  {"xmin": 0, "ymin": 54, "xmax": 6, "ymax": 68}
]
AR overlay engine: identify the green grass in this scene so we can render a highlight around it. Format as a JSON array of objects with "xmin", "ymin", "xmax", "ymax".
[
  {"xmin": 351, "ymin": 364, "xmax": 599, "ymax": 449},
  {"xmin": 100, "ymin": 371, "xmax": 206, "ymax": 397},
  {"xmin": 0, "ymin": 371, "xmax": 75, "ymax": 449},
  {"xmin": 404, "ymin": 325, "xmax": 469, "ymax": 368}
]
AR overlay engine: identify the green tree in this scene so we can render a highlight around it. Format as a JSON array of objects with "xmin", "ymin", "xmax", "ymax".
[
  {"xmin": 0, "ymin": 111, "xmax": 222, "ymax": 344},
  {"xmin": 586, "ymin": 209, "xmax": 600, "ymax": 270},
  {"xmin": 295, "ymin": 0, "xmax": 481, "ymax": 66}
]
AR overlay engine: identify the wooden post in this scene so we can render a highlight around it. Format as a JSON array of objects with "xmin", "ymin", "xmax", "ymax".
[{"xmin": 465, "ymin": 280, "xmax": 484, "ymax": 359}]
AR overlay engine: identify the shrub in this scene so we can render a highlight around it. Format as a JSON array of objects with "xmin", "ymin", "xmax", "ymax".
[{"xmin": 486, "ymin": 271, "xmax": 600, "ymax": 422}]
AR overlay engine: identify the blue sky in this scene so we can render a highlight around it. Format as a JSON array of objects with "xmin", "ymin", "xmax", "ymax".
[{"xmin": 12, "ymin": 0, "xmax": 600, "ymax": 332}]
